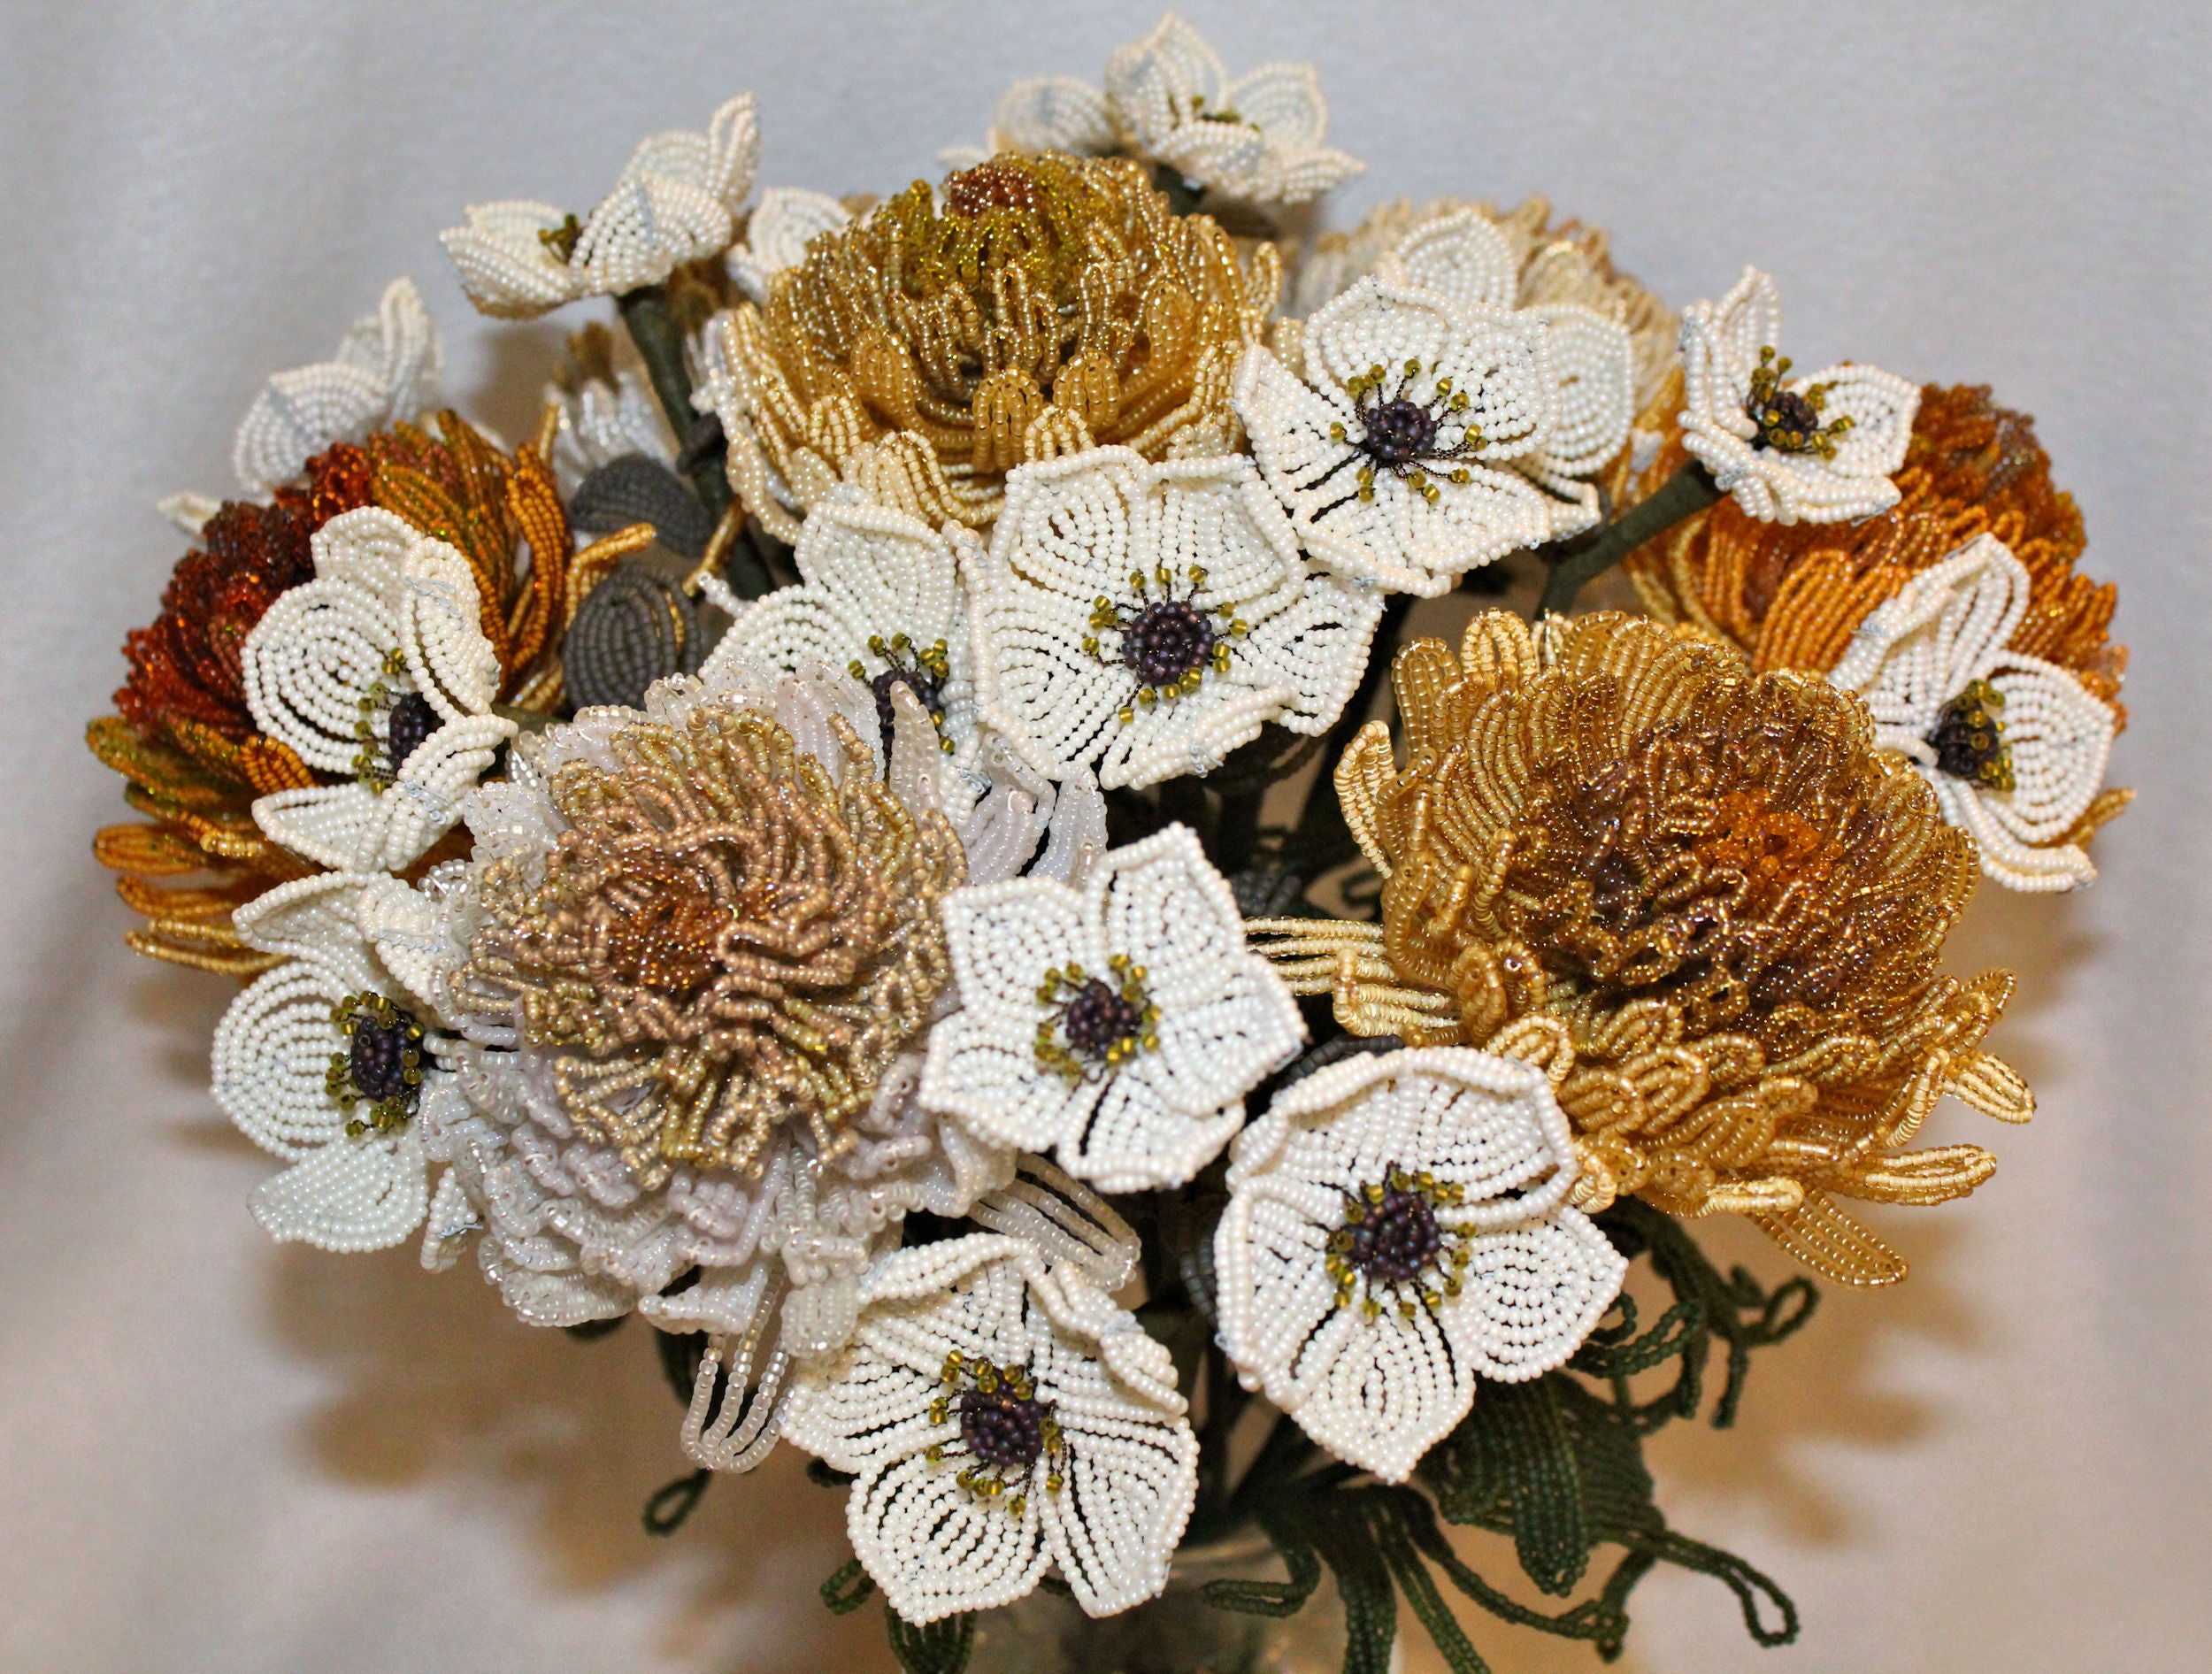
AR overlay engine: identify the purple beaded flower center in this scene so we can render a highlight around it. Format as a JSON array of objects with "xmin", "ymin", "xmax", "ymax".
[
  {"xmin": 1360, "ymin": 397, "xmax": 1440, "ymax": 467},
  {"xmin": 959, "ymin": 1386, "xmax": 1049, "ymax": 1472},
  {"xmin": 1120, "ymin": 600, "xmax": 1217, "ymax": 689},
  {"xmin": 348, "ymin": 1008, "xmax": 417, "ymax": 1102},
  {"xmin": 1062, "ymin": 978, "xmax": 1144, "ymax": 1060},
  {"xmin": 386, "ymin": 692, "xmax": 440, "ymax": 776},
  {"xmin": 1344, "ymin": 1181, "xmax": 1445, "ymax": 1283}
]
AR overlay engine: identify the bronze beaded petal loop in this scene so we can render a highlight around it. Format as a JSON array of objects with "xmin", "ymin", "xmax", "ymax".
[{"xmin": 457, "ymin": 699, "xmax": 965, "ymax": 1185}]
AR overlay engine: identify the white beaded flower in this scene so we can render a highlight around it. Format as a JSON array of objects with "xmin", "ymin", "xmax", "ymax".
[
  {"xmin": 781, "ymin": 1232, "xmax": 1199, "ymax": 1624},
  {"xmin": 1213, "ymin": 1048, "xmax": 1626, "ymax": 1485},
  {"xmin": 440, "ymin": 95, "xmax": 760, "ymax": 318},
  {"xmin": 943, "ymin": 74, "xmax": 1118, "ymax": 170},
  {"xmin": 706, "ymin": 493, "xmax": 982, "ymax": 787},
  {"xmin": 1678, "ymin": 266, "xmax": 1918, "ymax": 524},
  {"xmin": 921, "ymin": 825, "xmax": 1304, "ymax": 1192},
  {"xmin": 242, "ymin": 507, "xmax": 515, "ymax": 872},
  {"xmin": 1234, "ymin": 273, "xmax": 1625, "ymax": 597},
  {"xmin": 232, "ymin": 277, "xmax": 441, "ymax": 494},
  {"xmin": 212, "ymin": 872, "xmax": 449, "ymax": 1254},
  {"xmin": 1103, "ymin": 13, "xmax": 1361, "ymax": 206},
  {"xmin": 971, "ymin": 449, "xmax": 1381, "ymax": 789},
  {"xmin": 1828, "ymin": 534, "xmax": 2120, "ymax": 892},
  {"xmin": 727, "ymin": 187, "xmax": 851, "ymax": 303}
]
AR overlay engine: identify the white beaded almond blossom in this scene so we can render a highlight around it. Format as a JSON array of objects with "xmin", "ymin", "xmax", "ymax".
[
  {"xmin": 213, "ymin": 872, "xmax": 446, "ymax": 1254},
  {"xmin": 920, "ymin": 825, "xmax": 1303, "ymax": 1192},
  {"xmin": 233, "ymin": 277, "xmax": 442, "ymax": 493},
  {"xmin": 706, "ymin": 492, "xmax": 983, "ymax": 795},
  {"xmin": 780, "ymin": 1232, "xmax": 1198, "ymax": 1624},
  {"xmin": 1103, "ymin": 13, "xmax": 1361, "ymax": 205},
  {"xmin": 1375, "ymin": 210, "xmax": 1636, "ymax": 533},
  {"xmin": 1829, "ymin": 534, "xmax": 2119, "ymax": 891},
  {"xmin": 242, "ymin": 507, "xmax": 514, "ymax": 872},
  {"xmin": 441, "ymin": 95, "xmax": 760, "ymax": 318},
  {"xmin": 972, "ymin": 449, "xmax": 1380, "ymax": 789},
  {"xmin": 1678, "ymin": 266, "xmax": 1918, "ymax": 523},
  {"xmin": 1235, "ymin": 278, "xmax": 1574, "ymax": 597},
  {"xmin": 1213, "ymin": 1047, "xmax": 1626, "ymax": 1484},
  {"xmin": 727, "ymin": 187, "xmax": 852, "ymax": 304}
]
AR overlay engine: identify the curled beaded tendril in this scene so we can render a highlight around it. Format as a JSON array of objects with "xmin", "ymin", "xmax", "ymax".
[
  {"xmin": 326, "ymin": 991, "xmax": 426, "ymax": 1138},
  {"xmin": 923, "ymin": 1349, "xmax": 1066, "ymax": 1518},
  {"xmin": 1033, "ymin": 954, "xmax": 1161, "ymax": 1084},
  {"xmin": 1083, "ymin": 562, "xmax": 1248, "ymax": 726},
  {"xmin": 1327, "ymin": 1165, "xmax": 1474, "ymax": 1321}
]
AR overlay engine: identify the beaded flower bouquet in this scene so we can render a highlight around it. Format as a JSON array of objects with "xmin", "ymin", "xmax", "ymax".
[{"xmin": 91, "ymin": 16, "xmax": 2131, "ymax": 1673}]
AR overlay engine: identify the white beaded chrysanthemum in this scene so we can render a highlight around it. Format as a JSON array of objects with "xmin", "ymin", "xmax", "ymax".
[
  {"xmin": 213, "ymin": 872, "xmax": 446, "ymax": 1254},
  {"xmin": 727, "ymin": 186, "xmax": 851, "ymax": 303},
  {"xmin": 970, "ymin": 448, "xmax": 1381, "ymax": 789},
  {"xmin": 1233, "ymin": 270, "xmax": 1630, "ymax": 597},
  {"xmin": 1678, "ymin": 266, "xmax": 1918, "ymax": 524},
  {"xmin": 1103, "ymin": 13, "xmax": 1361, "ymax": 205},
  {"xmin": 780, "ymin": 1232, "xmax": 1199, "ymax": 1624},
  {"xmin": 232, "ymin": 277, "xmax": 442, "ymax": 494},
  {"xmin": 1828, "ymin": 534, "xmax": 2119, "ymax": 891},
  {"xmin": 1213, "ymin": 1048, "xmax": 1626, "ymax": 1485},
  {"xmin": 242, "ymin": 506, "xmax": 515, "ymax": 872},
  {"xmin": 441, "ymin": 95, "xmax": 760, "ymax": 318},
  {"xmin": 921, "ymin": 824, "xmax": 1304, "ymax": 1191},
  {"xmin": 706, "ymin": 492, "xmax": 983, "ymax": 796}
]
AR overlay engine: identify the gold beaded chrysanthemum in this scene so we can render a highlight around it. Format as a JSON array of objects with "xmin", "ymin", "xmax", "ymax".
[
  {"xmin": 1250, "ymin": 611, "xmax": 2034, "ymax": 1286},
  {"xmin": 721, "ymin": 152, "xmax": 1280, "ymax": 534},
  {"xmin": 457, "ymin": 700, "xmax": 965, "ymax": 1185}
]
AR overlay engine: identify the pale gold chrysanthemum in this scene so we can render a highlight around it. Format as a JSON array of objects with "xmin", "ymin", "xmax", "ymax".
[
  {"xmin": 457, "ymin": 701, "xmax": 964, "ymax": 1186},
  {"xmin": 1250, "ymin": 611, "xmax": 2034, "ymax": 1286},
  {"xmin": 718, "ymin": 152, "xmax": 1280, "ymax": 535}
]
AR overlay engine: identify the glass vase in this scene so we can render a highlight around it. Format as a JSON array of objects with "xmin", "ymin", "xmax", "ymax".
[{"xmin": 964, "ymin": 1531, "xmax": 1396, "ymax": 1674}]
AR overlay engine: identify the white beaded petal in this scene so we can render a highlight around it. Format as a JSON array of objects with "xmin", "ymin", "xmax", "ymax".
[
  {"xmin": 1214, "ymin": 1048, "xmax": 1626, "ymax": 1484},
  {"xmin": 241, "ymin": 508, "xmax": 514, "ymax": 872},
  {"xmin": 1829, "ymin": 533, "xmax": 2118, "ymax": 890},
  {"xmin": 1234, "ymin": 280, "xmax": 1569, "ymax": 597},
  {"xmin": 728, "ymin": 187, "xmax": 852, "ymax": 304},
  {"xmin": 1678, "ymin": 266, "xmax": 1918, "ymax": 524},
  {"xmin": 232, "ymin": 277, "xmax": 442, "ymax": 493},
  {"xmin": 920, "ymin": 825, "xmax": 1304, "ymax": 1192},
  {"xmin": 708, "ymin": 493, "xmax": 981, "ymax": 798},
  {"xmin": 214, "ymin": 876, "xmax": 441, "ymax": 1254},
  {"xmin": 440, "ymin": 95, "xmax": 759, "ymax": 319},
  {"xmin": 972, "ymin": 448, "xmax": 1379, "ymax": 788},
  {"xmin": 1102, "ymin": 14, "xmax": 1361, "ymax": 205},
  {"xmin": 780, "ymin": 1233, "xmax": 1197, "ymax": 1624}
]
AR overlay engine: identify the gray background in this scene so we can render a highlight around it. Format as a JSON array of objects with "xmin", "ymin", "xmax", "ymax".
[{"xmin": 2, "ymin": 3, "xmax": 2206, "ymax": 1670}]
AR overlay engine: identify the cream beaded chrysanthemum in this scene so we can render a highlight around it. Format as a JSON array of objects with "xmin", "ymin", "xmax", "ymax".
[
  {"xmin": 232, "ymin": 277, "xmax": 442, "ymax": 495},
  {"xmin": 440, "ymin": 95, "xmax": 760, "ymax": 318},
  {"xmin": 1233, "ymin": 267, "xmax": 1631, "ymax": 597},
  {"xmin": 920, "ymin": 825, "xmax": 1304, "ymax": 1192},
  {"xmin": 242, "ymin": 506, "xmax": 515, "ymax": 872},
  {"xmin": 212, "ymin": 872, "xmax": 448, "ymax": 1253},
  {"xmin": 1828, "ymin": 533, "xmax": 2119, "ymax": 891},
  {"xmin": 970, "ymin": 449, "xmax": 1381, "ymax": 789},
  {"xmin": 706, "ymin": 492, "xmax": 983, "ymax": 794},
  {"xmin": 1212, "ymin": 1047, "xmax": 1625, "ymax": 1485},
  {"xmin": 1678, "ymin": 266, "xmax": 1918, "ymax": 523},
  {"xmin": 781, "ymin": 1232, "xmax": 1199, "ymax": 1624}
]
